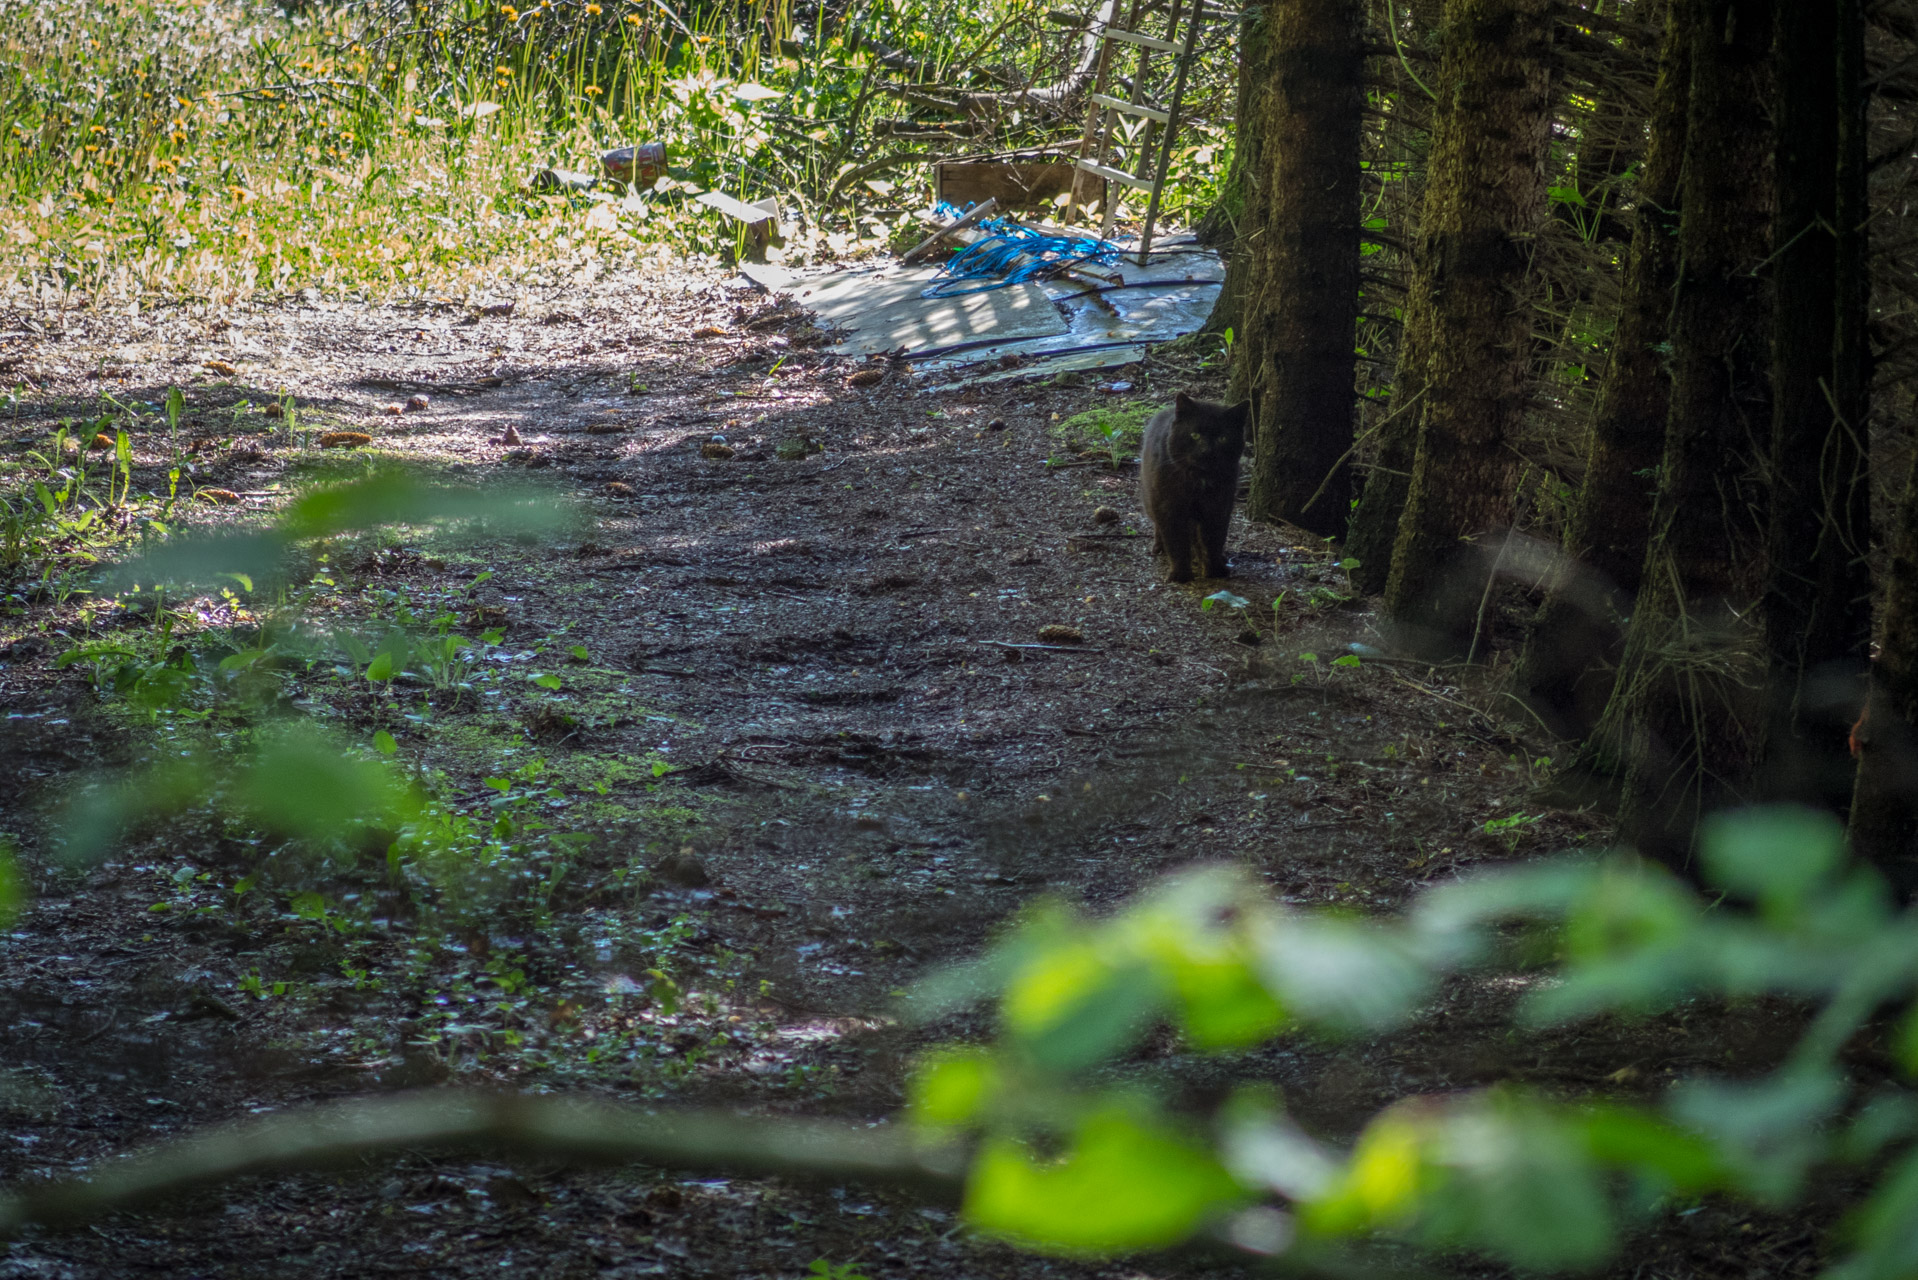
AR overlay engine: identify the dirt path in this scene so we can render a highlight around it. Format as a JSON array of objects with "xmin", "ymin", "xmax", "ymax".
[{"xmin": 0, "ymin": 265, "xmax": 1651, "ymax": 1278}]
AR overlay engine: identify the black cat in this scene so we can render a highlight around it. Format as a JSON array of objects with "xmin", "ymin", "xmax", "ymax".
[{"xmin": 1139, "ymin": 392, "xmax": 1251, "ymax": 582}]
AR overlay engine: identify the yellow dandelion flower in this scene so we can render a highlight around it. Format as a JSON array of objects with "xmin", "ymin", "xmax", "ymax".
[
  {"xmin": 585, "ymin": 2, "xmax": 600, "ymax": 11},
  {"xmin": 584, "ymin": 84, "xmax": 603, "ymax": 95},
  {"xmin": 171, "ymin": 131, "xmax": 187, "ymax": 143},
  {"xmin": 625, "ymin": 12, "xmax": 640, "ymax": 21},
  {"xmin": 84, "ymin": 144, "xmax": 99, "ymax": 153},
  {"xmin": 496, "ymin": 65, "xmax": 513, "ymax": 75},
  {"xmin": 386, "ymin": 62, "xmax": 398, "ymax": 71},
  {"xmin": 342, "ymin": 130, "xmax": 355, "ymax": 141},
  {"xmin": 89, "ymin": 124, "xmax": 106, "ymax": 134},
  {"xmin": 501, "ymin": 3, "xmax": 516, "ymax": 13}
]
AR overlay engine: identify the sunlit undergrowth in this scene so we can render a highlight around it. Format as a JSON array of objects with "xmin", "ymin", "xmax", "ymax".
[{"xmin": 0, "ymin": 0, "xmax": 1234, "ymax": 308}]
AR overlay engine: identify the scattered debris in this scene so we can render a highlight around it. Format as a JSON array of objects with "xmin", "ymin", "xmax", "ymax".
[
  {"xmin": 406, "ymin": 394, "xmax": 431, "ymax": 411},
  {"xmin": 379, "ymin": 403, "xmax": 405, "ymax": 415},
  {"xmin": 202, "ymin": 358, "xmax": 238, "ymax": 376}
]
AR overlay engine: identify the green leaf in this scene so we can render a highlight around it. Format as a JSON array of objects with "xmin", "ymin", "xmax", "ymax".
[
  {"xmin": 364, "ymin": 651, "xmax": 395, "ymax": 682},
  {"xmin": 372, "ymin": 730, "xmax": 399, "ymax": 756},
  {"xmin": 1667, "ymin": 1067, "xmax": 1844, "ymax": 1200},
  {"xmin": 568, "ymin": 644, "xmax": 590, "ymax": 661},
  {"xmin": 532, "ymin": 673, "xmax": 562, "ymax": 691},
  {"xmin": 1696, "ymin": 805, "xmax": 1846, "ymax": 913},
  {"xmin": 1306, "ymin": 1092, "xmax": 1617, "ymax": 1271},
  {"xmin": 1332, "ymin": 654, "xmax": 1362, "ymax": 669},
  {"xmin": 1574, "ymin": 1105, "xmax": 1726, "ymax": 1194},
  {"xmin": 289, "ymin": 891, "xmax": 328, "ymax": 920},
  {"xmin": 909, "ymin": 1048, "xmax": 998, "ymax": 1127},
  {"xmin": 1253, "ymin": 914, "xmax": 1429, "ymax": 1033},
  {"xmin": 0, "ymin": 840, "xmax": 24, "ymax": 928},
  {"xmin": 230, "ymin": 732, "xmax": 412, "ymax": 843},
  {"xmin": 965, "ymin": 1108, "xmax": 1244, "ymax": 1253},
  {"xmin": 1001, "ymin": 936, "xmax": 1161, "ymax": 1072},
  {"xmin": 1827, "ymin": 1144, "xmax": 1918, "ymax": 1280}
]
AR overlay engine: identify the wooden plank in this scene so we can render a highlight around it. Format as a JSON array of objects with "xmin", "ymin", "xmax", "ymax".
[
  {"xmin": 1089, "ymin": 92, "xmax": 1170, "ymax": 123},
  {"xmin": 1101, "ymin": 25, "xmax": 1180, "ymax": 51},
  {"xmin": 935, "ymin": 161, "xmax": 1096, "ymax": 211},
  {"xmin": 1073, "ymin": 157, "xmax": 1155, "ymax": 191},
  {"xmin": 902, "ymin": 197, "xmax": 1000, "ymax": 263}
]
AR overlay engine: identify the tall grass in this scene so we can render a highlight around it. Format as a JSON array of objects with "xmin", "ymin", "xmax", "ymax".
[{"xmin": 0, "ymin": 0, "xmax": 1234, "ymax": 308}]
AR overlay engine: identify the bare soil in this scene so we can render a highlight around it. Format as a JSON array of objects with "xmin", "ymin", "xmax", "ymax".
[{"xmin": 0, "ymin": 266, "xmax": 1832, "ymax": 1278}]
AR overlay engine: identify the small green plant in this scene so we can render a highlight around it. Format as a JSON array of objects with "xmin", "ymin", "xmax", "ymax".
[
  {"xmin": 1481, "ymin": 810, "xmax": 1543, "ymax": 850},
  {"xmin": 1050, "ymin": 401, "xmax": 1159, "ymax": 468},
  {"xmin": 806, "ymin": 1260, "xmax": 870, "ymax": 1280}
]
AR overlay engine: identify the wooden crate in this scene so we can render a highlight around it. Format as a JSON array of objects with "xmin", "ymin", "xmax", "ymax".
[{"xmin": 934, "ymin": 160, "xmax": 1099, "ymax": 212}]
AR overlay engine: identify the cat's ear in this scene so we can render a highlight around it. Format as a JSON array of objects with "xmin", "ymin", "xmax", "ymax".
[
  {"xmin": 1229, "ymin": 399, "xmax": 1253, "ymax": 430},
  {"xmin": 1174, "ymin": 391, "xmax": 1195, "ymax": 414}
]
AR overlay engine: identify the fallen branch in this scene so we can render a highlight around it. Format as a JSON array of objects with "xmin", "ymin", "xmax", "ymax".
[
  {"xmin": 979, "ymin": 640, "xmax": 1103, "ymax": 653},
  {"xmin": 0, "ymin": 1092, "xmax": 964, "ymax": 1236}
]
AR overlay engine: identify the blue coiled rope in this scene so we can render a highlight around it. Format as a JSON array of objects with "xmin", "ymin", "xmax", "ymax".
[{"xmin": 921, "ymin": 201, "xmax": 1127, "ymax": 297}]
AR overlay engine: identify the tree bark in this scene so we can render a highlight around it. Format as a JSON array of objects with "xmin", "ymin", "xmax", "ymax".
[
  {"xmin": 1844, "ymin": 0, "xmax": 1918, "ymax": 896},
  {"xmin": 1759, "ymin": 0, "xmax": 1873, "ymax": 813},
  {"xmin": 1605, "ymin": 0, "xmax": 1775, "ymax": 871},
  {"xmin": 1378, "ymin": 0, "xmax": 1556, "ymax": 651},
  {"xmin": 1233, "ymin": 0, "xmax": 1364, "ymax": 539},
  {"xmin": 1204, "ymin": 6, "xmax": 1270, "ymax": 344},
  {"xmin": 1515, "ymin": 0, "xmax": 1689, "ymax": 738}
]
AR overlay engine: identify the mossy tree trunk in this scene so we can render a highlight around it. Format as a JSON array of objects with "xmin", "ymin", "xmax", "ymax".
[
  {"xmin": 1604, "ymin": 0, "xmax": 1775, "ymax": 870},
  {"xmin": 1376, "ymin": 0, "xmax": 1555, "ymax": 649},
  {"xmin": 1230, "ymin": 0, "xmax": 1363, "ymax": 539},
  {"xmin": 1760, "ymin": 0, "xmax": 1873, "ymax": 812},
  {"xmin": 1515, "ymin": 0, "xmax": 1689, "ymax": 737}
]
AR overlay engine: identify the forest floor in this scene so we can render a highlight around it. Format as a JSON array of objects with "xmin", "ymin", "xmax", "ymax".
[{"xmin": 0, "ymin": 262, "xmax": 1830, "ymax": 1279}]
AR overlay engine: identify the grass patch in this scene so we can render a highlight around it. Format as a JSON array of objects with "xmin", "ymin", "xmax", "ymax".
[{"xmin": 0, "ymin": 0, "xmax": 1234, "ymax": 308}]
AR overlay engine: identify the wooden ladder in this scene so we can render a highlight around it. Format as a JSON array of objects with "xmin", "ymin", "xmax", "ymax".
[{"xmin": 1070, "ymin": 0, "xmax": 1213, "ymax": 265}]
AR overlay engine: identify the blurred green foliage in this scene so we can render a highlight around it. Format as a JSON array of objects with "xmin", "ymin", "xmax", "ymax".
[{"xmin": 904, "ymin": 807, "xmax": 1918, "ymax": 1273}]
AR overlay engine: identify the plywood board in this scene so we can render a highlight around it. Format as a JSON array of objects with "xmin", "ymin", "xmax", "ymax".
[{"xmin": 935, "ymin": 161, "xmax": 1094, "ymax": 212}]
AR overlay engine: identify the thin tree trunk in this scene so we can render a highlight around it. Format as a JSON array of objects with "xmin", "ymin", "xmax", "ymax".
[
  {"xmin": 1845, "ymin": 0, "xmax": 1918, "ymax": 897},
  {"xmin": 1203, "ymin": 5, "xmax": 1269, "ymax": 344},
  {"xmin": 1344, "ymin": 1, "xmax": 1435, "ymax": 596},
  {"xmin": 1379, "ymin": 0, "xmax": 1555, "ymax": 650},
  {"xmin": 1605, "ymin": 0, "xmax": 1775, "ymax": 871},
  {"xmin": 1760, "ymin": 0, "xmax": 1873, "ymax": 813},
  {"xmin": 1516, "ymin": 0, "xmax": 1689, "ymax": 738},
  {"xmin": 1235, "ymin": 0, "xmax": 1363, "ymax": 538}
]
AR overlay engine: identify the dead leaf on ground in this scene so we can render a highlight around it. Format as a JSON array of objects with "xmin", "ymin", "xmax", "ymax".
[
  {"xmin": 701, "ymin": 442, "xmax": 736, "ymax": 460},
  {"xmin": 320, "ymin": 431, "xmax": 372, "ymax": 449},
  {"xmin": 202, "ymin": 358, "xmax": 238, "ymax": 376},
  {"xmin": 194, "ymin": 488, "xmax": 241, "ymax": 505},
  {"xmin": 1037, "ymin": 624, "xmax": 1086, "ymax": 644},
  {"xmin": 692, "ymin": 324, "xmax": 730, "ymax": 339},
  {"xmin": 847, "ymin": 368, "xmax": 886, "ymax": 388},
  {"xmin": 406, "ymin": 394, "xmax": 431, "ymax": 411}
]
